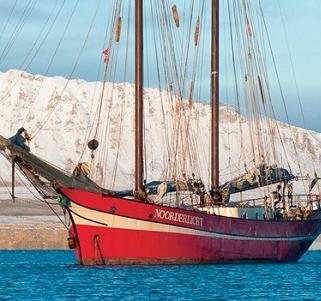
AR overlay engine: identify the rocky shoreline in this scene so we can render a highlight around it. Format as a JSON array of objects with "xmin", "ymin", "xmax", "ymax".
[
  {"xmin": 0, "ymin": 220, "xmax": 68, "ymax": 250},
  {"xmin": 0, "ymin": 199, "xmax": 68, "ymax": 249}
]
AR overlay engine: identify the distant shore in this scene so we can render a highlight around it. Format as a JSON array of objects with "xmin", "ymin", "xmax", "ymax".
[{"xmin": 0, "ymin": 199, "xmax": 68, "ymax": 249}]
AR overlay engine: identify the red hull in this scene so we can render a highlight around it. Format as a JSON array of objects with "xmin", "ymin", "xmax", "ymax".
[{"xmin": 60, "ymin": 188, "xmax": 321, "ymax": 265}]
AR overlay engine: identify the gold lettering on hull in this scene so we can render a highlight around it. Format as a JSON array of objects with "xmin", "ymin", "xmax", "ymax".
[{"xmin": 154, "ymin": 209, "xmax": 203, "ymax": 227}]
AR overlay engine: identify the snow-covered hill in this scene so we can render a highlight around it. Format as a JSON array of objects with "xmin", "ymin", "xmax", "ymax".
[{"xmin": 1, "ymin": 69, "xmax": 321, "ymax": 191}]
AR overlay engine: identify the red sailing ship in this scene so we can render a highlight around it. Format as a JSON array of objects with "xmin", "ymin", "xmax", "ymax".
[
  {"xmin": 1, "ymin": 0, "xmax": 321, "ymax": 265},
  {"xmin": 59, "ymin": 187, "xmax": 321, "ymax": 265}
]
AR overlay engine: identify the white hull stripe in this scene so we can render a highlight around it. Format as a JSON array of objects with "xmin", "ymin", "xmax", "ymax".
[{"xmin": 70, "ymin": 202, "xmax": 317, "ymax": 242}]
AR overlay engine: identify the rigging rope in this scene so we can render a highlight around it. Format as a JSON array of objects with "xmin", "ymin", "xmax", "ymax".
[
  {"xmin": 0, "ymin": 0, "xmax": 38, "ymax": 66},
  {"xmin": 0, "ymin": 0, "xmax": 67, "ymax": 119},
  {"xmin": 0, "ymin": 0, "xmax": 18, "ymax": 42},
  {"xmin": 31, "ymin": 0, "xmax": 104, "ymax": 138},
  {"xmin": 258, "ymin": 0, "xmax": 306, "ymax": 192}
]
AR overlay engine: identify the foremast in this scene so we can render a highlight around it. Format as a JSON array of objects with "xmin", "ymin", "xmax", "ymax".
[
  {"xmin": 211, "ymin": 0, "xmax": 219, "ymax": 192},
  {"xmin": 135, "ymin": 0, "xmax": 144, "ymax": 195}
]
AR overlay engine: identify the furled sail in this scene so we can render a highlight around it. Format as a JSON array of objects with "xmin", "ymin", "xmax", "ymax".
[
  {"xmin": 219, "ymin": 164, "xmax": 294, "ymax": 203},
  {"xmin": 144, "ymin": 179, "xmax": 201, "ymax": 195}
]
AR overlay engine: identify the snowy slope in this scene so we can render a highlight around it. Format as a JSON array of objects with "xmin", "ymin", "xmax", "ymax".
[{"xmin": 1, "ymin": 69, "xmax": 321, "ymax": 191}]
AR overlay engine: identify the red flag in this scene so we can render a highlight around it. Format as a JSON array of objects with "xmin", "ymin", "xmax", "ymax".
[
  {"xmin": 102, "ymin": 48, "xmax": 110, "ymax": 55},
  {"xmin": 102, "ymin": 48, "xmax": 110, "ymax": 63}
]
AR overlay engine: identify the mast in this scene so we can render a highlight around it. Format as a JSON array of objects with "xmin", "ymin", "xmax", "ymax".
[
  {"xmin": 211, "ymin": 0, "xmax": 219, "ymax": 191},
  {"xmin": 135, "ymin": 0, "xmax": 144, "ymax": 193}
]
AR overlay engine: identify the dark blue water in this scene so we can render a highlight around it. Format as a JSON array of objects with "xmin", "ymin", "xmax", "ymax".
[{"xmin": 0, "ymin": 250, "xmax": 320, "ymax": 300}]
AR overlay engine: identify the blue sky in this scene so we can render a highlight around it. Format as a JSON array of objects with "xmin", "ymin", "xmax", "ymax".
[{"xmin": 1, "ymin": 0, "xmax": 321, "ymax": 132}]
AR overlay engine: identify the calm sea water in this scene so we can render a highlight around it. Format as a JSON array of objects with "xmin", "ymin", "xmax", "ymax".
[{"xmin": 0, "ymin": 250, "xmax": 320, "ymax": 300}]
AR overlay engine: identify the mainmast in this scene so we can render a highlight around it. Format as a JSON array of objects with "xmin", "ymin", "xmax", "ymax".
[
  {"xmin": 211, "ymin": 0, "xmax": 219, "ymax": 192},
  {"xmin": 135, "ymin": 0, "xmax": 144, "ymax": 194}
]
